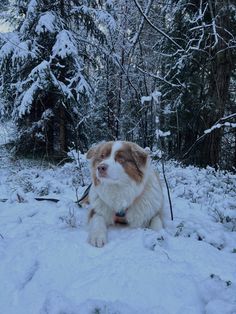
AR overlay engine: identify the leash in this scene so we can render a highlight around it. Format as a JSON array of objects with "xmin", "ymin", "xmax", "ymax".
[
  {"xmin": 160, "ymin": 157, "xmax": 174, "ymax": 221},
  {"xmin": 0, "ymin": 184, "xmax": 92, "ymax": 206},
  {"xmin": 0, "ymin": 161, "xmax": 174, "ymax": 221},
  {"xmin": 75, "ymin": 183, "xmax": 92, "ymax": 206},
  {"xmin": 0, "ymin": 196, "xmax": 60, "ymax": 203}
]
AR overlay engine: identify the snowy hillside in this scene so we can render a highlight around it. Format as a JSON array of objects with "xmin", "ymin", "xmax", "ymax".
[{"xmin": 0, "ymin": 146, "xmax": 236, "ymax": 314}]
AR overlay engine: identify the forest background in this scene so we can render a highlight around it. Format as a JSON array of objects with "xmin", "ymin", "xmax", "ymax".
[{"xmin": 0, "ymin": 0, "xmax": 235, "ymax": 170}]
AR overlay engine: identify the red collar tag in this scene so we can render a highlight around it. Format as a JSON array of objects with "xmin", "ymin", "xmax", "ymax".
[{"xmin": 114, "ymin": 210, "xmax": 128, "ymax": 224}]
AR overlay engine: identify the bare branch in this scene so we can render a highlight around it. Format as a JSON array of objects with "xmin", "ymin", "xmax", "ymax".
[
  {"xmin": 136, "ymin": 66, "xmax": 184, "ymax": 89},
  {"xmin": 129, "ymin": 0, "xmax": 153, "ymax": 50},
  {"xmin": 183, "ymin": 114, "xmax": 236, "ymax": 158},
  {"xmin": 133, "ymin": 0, "xmax": 184, "ymax": 51}
]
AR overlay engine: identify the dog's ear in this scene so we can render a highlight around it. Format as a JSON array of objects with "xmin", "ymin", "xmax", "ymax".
[
  {"xmin": 86, "ymin": 145, "xmax": 98, "ymax": 159},
  {"xmin": 131, "ymin": 143, "xmax": 148, "ymax": 169}
]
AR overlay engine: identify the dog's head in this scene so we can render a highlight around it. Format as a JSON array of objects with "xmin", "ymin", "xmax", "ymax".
[{"xmin": 86, "ymin": 141, "xmax": 149, "ymax": 186}]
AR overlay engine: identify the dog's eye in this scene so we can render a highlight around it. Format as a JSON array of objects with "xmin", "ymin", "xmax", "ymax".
[
  {"xmin": 100, "ymin": 153, "xmax": 105, "ymax": 159},
  {"xmin": 116, "ymin": 155, "xmax": 126, "ymax": 163}
]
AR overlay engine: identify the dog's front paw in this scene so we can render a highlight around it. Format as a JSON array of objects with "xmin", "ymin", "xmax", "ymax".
[{"xmin": 88, "ymin": 231, "xmax": 107, "ymax": 248}]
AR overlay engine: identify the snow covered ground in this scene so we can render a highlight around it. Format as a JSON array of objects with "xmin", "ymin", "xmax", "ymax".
[{"xmin": 0, "ymin": 140, "xmax": 236, "ymax": 313}]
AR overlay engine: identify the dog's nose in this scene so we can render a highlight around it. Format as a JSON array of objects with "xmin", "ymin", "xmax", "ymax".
[{"xmin": 97, "ymin": 163, "xmax": 108, "ymax": 176}]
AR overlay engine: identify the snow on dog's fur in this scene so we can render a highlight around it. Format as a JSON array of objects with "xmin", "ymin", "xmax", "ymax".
[{"xmin": 86, "ymin": 141, "xmax": 163, "ymax": 247}]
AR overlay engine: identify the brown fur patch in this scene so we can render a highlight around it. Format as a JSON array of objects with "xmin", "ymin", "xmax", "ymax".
[
  {"xmin": 91, "ymin": 142, "xmax": 113, "ymax": 168},
  {"xmin": 115, "ymin": 142, "xmax": 148, "ymax": 183},
  {"xmin": 87, "ymin": 142, "xmax": 113, "ymax": 186},
  {"xmin": 87, "ymin": 141, "xmax": 148, "ymax": 184},
  {"xmin": 88, "ymin": 209, "xmax": 96, "ymax": 221},
  {"xmin": 129, "ymin": 142, "xmax": 148, "ymax": 169},
  {"xmin": 93, "ymin": 172, "xmax": 100, "ymax": 186},
  {"xmin": 86, "ymin": 146, "xmax": 97, "ymax": 160}
]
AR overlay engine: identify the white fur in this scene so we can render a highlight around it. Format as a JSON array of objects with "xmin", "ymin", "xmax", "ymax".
[
  {"xmin": 88, "ymin": 214, "xmax": 107, "ymax": 247},
  {"xmin": 95, "ymin": 141, "xmax": 126, "ymax": 184},
  {"xmin": 88, "ymin": 142, "xmax": 164, "ymax": 247}
]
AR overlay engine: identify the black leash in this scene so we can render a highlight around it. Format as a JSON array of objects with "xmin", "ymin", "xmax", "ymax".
[
  {"xmin": 75, "ymin": 183, "xmax": 92, "ymax": 205},
  {"xmin": 0, "ymin": 184, "xmax": 92, "ymax": 205},
  {"xmin": 0, "ymin": 197, "xmax": 60, "ymax": 203},
  {"xmin": 1, "ymin": 162, "xmax": 174, "ymax": 221},
  {"xmin": 161, "ymin": 157, "xmax": 174, "ymax": 221}
]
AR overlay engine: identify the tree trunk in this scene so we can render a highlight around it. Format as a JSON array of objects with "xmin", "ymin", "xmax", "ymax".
[
  {"xmin": 59, "ymin": 106, "xmax": 66, "ymax": 155},
  {"xmin": 196, "ymin": 1, "xmax": 233, "ymax": 168}
]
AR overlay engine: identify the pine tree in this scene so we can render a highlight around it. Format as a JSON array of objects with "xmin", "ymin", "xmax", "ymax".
[{"xmin": 0, "ymin": 0, "xmax": 115, "ymax": 157}]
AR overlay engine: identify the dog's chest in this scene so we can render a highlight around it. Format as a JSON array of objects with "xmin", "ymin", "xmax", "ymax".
[{"xmin": 96, "ymin": 182, "xmax": 142, "ymax": 212}]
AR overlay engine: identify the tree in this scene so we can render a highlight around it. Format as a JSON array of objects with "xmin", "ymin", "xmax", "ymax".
[
  {"xmin": 134, "ymin": 0, "xmax": 236, "ymax": 168},
  {"xmin": 1, "ymin": 0, "xmax": 235, "ymax": 169},
  {"xmin": 0, "ymin": 0, "xmax": 115, "ymax": 157}
]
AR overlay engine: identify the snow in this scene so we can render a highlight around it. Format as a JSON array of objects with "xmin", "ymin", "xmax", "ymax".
[
  {"xmin": 72, "ymin": 6, "xmax": 116, "ymax": 31},
  {"xmin": 0, "ymin": 33, "xmax": 20, "ymax": 63},
  {"xmin": 0, "ymin": 143, "xmax": 236, "ymax": 313},
  {"xmin": 0, "ymin": 122, "xmax": 15, "ymax": 145},
  {"xmin": 11, "ymin": 61, "xmax": 52, "ymax": 118},
  {"xmin": 75, "ymin": 74, "xmax": 92, "ymax": 97},
  {"xmin": 12, "ymin": 40, "xmax": 35, "ymax": 64},
  {"xmin": 95, "ymin": 10, "xmax": 116, "ymax": 31},
  {"xmin": 141, "ymin": 91, "xmax": 161, "ymax": 105},
  {"xmin": 141, "ymin": 95, "xmax": 152, "ymax": 104},
  {"xmin": 19, "ymin": 0, "xmax": 38, "ymax": 34},
  {"xmin": 35, "ymin": 12, "xmax": 57, "ymax": 34},
  {"xmin": 16, "ymin": 79, "xmax": 40, "ymax": 117},
  {"xmin": 156, "ymin": 129, "xmax": 171, "ymax": 138},
  {"xmin": 204, "ymin": 122, "xmax": 236, "ymax": 134},
  {"xmin": 52, "ymin": 30, "xmax": 77, "ymax": 59},
  {"xmin": 29, "ymin": 60, "xmax": 50, "ymax": 81}
]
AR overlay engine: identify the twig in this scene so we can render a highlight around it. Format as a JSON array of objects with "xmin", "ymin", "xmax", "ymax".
[
  {"xmin": 16, "ymin": 193, "xmax": 25, "ymax": 203},
  {"xmin": 137, "ymin": 66, "xmax": 183, "ymax": 89}
]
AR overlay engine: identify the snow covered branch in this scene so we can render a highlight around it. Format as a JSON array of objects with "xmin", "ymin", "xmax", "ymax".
[{"xmin": 183, "ymin": 114, "xmax": 236, "ymax": 159}]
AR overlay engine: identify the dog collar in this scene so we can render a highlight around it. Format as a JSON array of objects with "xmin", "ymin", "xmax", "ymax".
[{"xmin": 114, "ymin": 209, "xmax": 128, "ymax": 224}]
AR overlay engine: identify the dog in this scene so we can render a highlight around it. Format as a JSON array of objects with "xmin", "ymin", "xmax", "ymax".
[{"xmin": 86, "ymin": 141, "xmax": 164, "ymax": 247}]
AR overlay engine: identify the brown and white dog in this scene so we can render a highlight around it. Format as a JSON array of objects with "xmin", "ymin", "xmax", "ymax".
[{"xmin": 86, "ymin": 141, "xmax": 164, "ymax": 247}]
